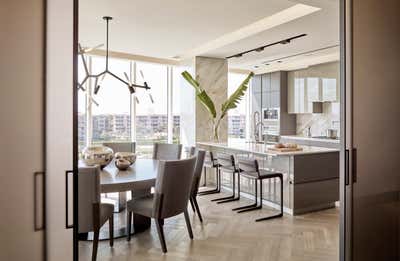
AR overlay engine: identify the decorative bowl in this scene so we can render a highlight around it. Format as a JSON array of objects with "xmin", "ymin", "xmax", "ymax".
[
  {"xmin": 82, "ymin": 145, "xmax": 114, "ymax": 168},
  {"xmin": 115, "ymin": 158, "xmax": 132, "ymax": 170},
  {"xmin": 115, "ymin": 152, "xmax": 137, "ymax": 165}
]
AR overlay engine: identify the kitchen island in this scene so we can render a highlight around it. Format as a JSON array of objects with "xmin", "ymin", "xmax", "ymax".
[{"xmin": 197, "ymin": 140, "xmax": 340, "ymax": 215}]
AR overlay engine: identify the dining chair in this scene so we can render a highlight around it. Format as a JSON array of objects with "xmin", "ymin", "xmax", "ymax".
[
  {"xmin": 189, "ymin": 147, "xmax": 206, "ymax": 222},
  {"xmin": 234, "ymin": 157, "xmax": 283, "ymax": 222},
  {"xmin": 153, "ymin": 143, "xmax": 182, "ymax": 160},
  {"xmin": 102, "ymin": 142, "xmax": 136, "ymax": 212},
  {"xmin": 103, "ymin": 142, "xmax": 136, "ymax": 154},
  {"xmin": 78, "ymin": 166, "xmax": 114, "ymax": 261},
  {"xmin": 126, "ymin": 157, "xmax": 197, "ymax": 253}
]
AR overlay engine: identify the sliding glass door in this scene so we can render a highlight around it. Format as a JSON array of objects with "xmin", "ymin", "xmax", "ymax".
[{"xmin": 342, "ymin": 0, "xmax": 400, "ymax": 260}]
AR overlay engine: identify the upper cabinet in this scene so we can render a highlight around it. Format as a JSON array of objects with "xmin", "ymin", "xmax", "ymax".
[{"xmin": 288, "ymin": 62, "xmax": 340, "ymax": 114}]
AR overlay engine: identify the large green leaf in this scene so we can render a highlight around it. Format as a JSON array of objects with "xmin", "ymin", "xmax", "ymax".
[
  {"xmin": 181, "ymin": 71, "xmax": 217, "ymax": 119},
  {"xmin": 220, "ymin": 72, "xmax": 254, "ymax": 119}
]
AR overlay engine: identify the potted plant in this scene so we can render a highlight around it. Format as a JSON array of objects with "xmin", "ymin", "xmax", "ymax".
[{"xmin": 181, "ymin": 71, "xmax": 254, "ymax": 142}]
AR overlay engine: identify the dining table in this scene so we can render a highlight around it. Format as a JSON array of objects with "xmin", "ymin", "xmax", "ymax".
[{"xmin": 79, "ymin": 158, "xmax": 159, "ymax": 240}]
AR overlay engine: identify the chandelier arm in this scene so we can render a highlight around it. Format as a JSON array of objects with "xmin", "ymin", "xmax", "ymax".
[{"xmin": 80, "ymin": 54, "xmax": 90, "ymax": 76}]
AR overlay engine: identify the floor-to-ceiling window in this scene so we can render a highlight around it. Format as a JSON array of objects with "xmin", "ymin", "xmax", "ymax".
[
  {"xmin": 77, "ymin": 56, "xmax": 249, "ymax": 154},
  {"xmin": 228, "ymin": 72, "xmax": 249, "ymax": 140},
  {"xmin": 134, "ymin": 62, "xmax": 168, "ymax": 157}
]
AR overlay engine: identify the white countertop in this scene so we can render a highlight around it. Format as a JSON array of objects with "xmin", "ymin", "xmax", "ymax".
[
  {"xmin": 280, "ymin": 135, "xmax": 340, "ymax": 144},
  {"xmin": 197, "ymin": 140, "xmax": 339, "ymax": 156}
]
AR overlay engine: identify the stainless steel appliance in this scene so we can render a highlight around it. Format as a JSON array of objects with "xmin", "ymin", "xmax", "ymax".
[{"xmin": 262, "ymin": 107, "xmax": 279, "ymax": 122}]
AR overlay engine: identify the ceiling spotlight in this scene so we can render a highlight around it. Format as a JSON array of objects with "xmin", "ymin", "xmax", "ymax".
[
  {"xmin": 233, "ymin": 53, "xmax": 243, "ymax": 58},
  {"xmin": 254, "ymin": 65, "xmax": 259, "ymax": 69},
  {"xmin": 255, "ymin": 47, "xmax": 265, "ymax": 52},
  {"xmin": 277, "ymin": 61, "xmax": 283, "ymax": 63}
]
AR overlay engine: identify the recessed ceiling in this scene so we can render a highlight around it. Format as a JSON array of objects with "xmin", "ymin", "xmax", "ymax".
[{"xmin": 79, "ymin": 0, "xmax": 339, "ymax": 71}]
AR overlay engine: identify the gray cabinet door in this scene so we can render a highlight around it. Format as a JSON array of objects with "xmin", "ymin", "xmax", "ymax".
[
  {"xmin": 0, "ymin": 1, "xmax": 46, "ymax": 260},
  {"xmin": 252, "ymin": 75, "xmax": 262, "ymax": 93},
  {"xmin": 271, "ymin": 72, "xmax": 281, "ymax": 92},
  {"xmin": 270, "ymin": 91, "xmax": 280, "ymax": 108},
  {"xmin": 262, "ymin": 73, "xmax": 271, "ymax": 93}
]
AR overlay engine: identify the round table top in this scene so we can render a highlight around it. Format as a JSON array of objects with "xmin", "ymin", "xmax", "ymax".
[{"xmin": 99, "ymin": 159, "xmax": 158, "ymax": 193}]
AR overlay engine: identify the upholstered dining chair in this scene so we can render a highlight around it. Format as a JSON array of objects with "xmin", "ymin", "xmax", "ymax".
[
  {"xmin": 102, "ymin": 142, "xmax": 136, "ymax": 212},
  {"xmin": 189, "ymin": 147, "xmax": 206, "ymax": 222},
  {"xmin": 126, "ymin": 157, "xmax": 197, "ymax": 253},
  {"xmin": 78, "ymin": 166, "xmax": 114, "ymax": 261},
  {"xmin": 152, "ymin": 143, "xmax": 182, "ymax": 160},
  {"xmin": 103, "ymin": 142, "xmax": 136, "ymax": 154}
]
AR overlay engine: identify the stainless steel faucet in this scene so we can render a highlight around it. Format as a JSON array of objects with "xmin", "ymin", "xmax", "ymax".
[
  {"xmin": 253, "ymin": 111, "xmax": 264, "ymax": 142},
  {"xmin": 306, "ymin": 126, "xmax": 312, "ymax": 138}
]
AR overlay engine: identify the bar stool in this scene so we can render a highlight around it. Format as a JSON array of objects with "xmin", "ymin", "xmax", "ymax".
[
  {"xmin": 233, "ymin": 157, "xmax": 283, "ymax": 222},
  {"xmin": 198, "ymin": 151, "xmax": 221, "ymax": 195},
  {"xmin": 211, "ymin": 153, "xmax": 240, "ymax": 204}
]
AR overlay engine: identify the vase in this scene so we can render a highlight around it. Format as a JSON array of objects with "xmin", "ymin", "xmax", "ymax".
[{"xmin": 211, "ymin": 122, "xmax": 220, "ymax": 143}]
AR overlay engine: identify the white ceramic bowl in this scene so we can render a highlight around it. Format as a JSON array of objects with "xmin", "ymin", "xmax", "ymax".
[
  {"xmin": 82, "ymin": 145, "xmax": 114, "ymax": 168},
  {"xmin": 115, "ymin": 152, "xmax": 137, "ymax": 165}
]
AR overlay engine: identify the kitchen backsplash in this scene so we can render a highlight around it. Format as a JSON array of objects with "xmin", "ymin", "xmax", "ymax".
[{"xmin": 296, "ymin": 102, "xmax": 340, "ymax": 137}]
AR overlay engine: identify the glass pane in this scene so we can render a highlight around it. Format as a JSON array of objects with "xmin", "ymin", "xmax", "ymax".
[
  {"xmin": 228, "ymin": 73, "xmax": 248, "ymax": 140},
  {"xmin": 91, "ymin": 57, "xmax": 131, "ymax": 144},
  {"xmin": 78, "ymin": 59, "xmax": 87, "ymax": 153},
  {"xmin": 172, "ymin": 67, "xmax": 183, "ymax": 144},
  {"xmin": 135, "ymin": 62, "xmax": 168, "ymax": 158}
]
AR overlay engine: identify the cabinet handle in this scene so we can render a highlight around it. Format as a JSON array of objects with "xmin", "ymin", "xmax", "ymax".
[
  {"xmin": 34, "ymin": 171, "xmax": 45, "ymax": 231},
  {"xmin": 65, "ymin": 170, "xmax": 74, "ymax": 229},
  {"xmin": 345, "ymin": 149, "xmax": 350, "ymax": 186}
]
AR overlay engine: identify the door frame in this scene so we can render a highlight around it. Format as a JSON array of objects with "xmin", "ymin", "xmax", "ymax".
[
  {"xmin": 73, "ymin": 0, "xmax": 79, "ymax": 259},
  {"xmin": 71, "ymin": 1, "xmax": 351, "ymax": 261},
  {"xmin": 339, "ymin": 0, "xmax": 353, "ymax": 261}
]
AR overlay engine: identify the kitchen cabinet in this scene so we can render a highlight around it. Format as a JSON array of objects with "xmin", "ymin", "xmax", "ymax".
[
  {"xmin": 288, "ymin": 62, "xmax": 340, "ymax": 113},
  {"xmin": 322, "ymin": 78, "xmax": 338, "ymax": 102},
  {"xmin": 307, "ymin": 77, "xmax": 321, "ymax": 101}
]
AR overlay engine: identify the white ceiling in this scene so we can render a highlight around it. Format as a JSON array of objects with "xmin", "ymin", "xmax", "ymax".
[{"xmin": 79, "ymin": 0, "xmax": 339, "ymax": 71}]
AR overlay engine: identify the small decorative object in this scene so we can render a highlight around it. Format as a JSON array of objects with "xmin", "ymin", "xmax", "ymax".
[
  {"xmin": 82, "ymin": 145, "xmax": 114, "ymax": 168},
  {"xmin": 115, "ymin": 158, "xmax": 131, "ymax": 170},
  {"xmin": 115, "ymin": 152, "xmax": 137, "ymax": 165},
  {"xmin": 181, "ymin": 71, "xmax": 254, "ymax": 142}
]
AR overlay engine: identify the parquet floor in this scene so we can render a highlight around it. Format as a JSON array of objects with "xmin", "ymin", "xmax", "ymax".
[{"xmin": 79, "ymin": 191, "xmax": 339, "ymax": 261}]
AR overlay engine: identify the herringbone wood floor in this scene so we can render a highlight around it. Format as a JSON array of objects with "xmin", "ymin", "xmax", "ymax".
[{"xmin": 79, "ymin": 191, "xmax": 339, "ymax": 261}]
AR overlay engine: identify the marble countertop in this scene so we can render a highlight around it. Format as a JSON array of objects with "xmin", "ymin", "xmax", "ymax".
[
  {"xmin": 197, "ymin": 140, "xmax": 339, "ymax": 156},
  {"xmin": 280, "ymin": 135, "xmax": 340, "ymax": 144}
]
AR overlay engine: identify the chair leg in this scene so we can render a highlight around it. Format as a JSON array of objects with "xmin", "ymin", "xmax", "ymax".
[
  {"xmin": 203, "ymin": 166, "xmax": 207, "ymax": 186},
  {"xmin": 216, "ymin": 171, "xmax": 240, "ymax": 204},
  {"xmin": 92, "ymin": 230, "xmax": 99, "ymax": 261},
  {"xmin": 192, "ymin": 197, "xmax": 203, "ymax": 222},
  {"xmin": 233, "ymin": 178, "xmax": 258, "ymax": 211},
  {"xmin": 126, "ymin": 211, "xmax": 132, "ymax": 241},
  {"xmin": 183, "ymin": 209, "xmax": 194, "ymax": 239},
  {"xmin": 255, "ymin": 176, "xmax": 284, "ymax": 222},
  {"xmin": 189, "ymin": 198, "xmax": 196, "ymax": 212},
  {"xmin": 198, "ymin": 167, "xmax": 220, "ymax": 195},
  {"xmin": 155, "ymin": 219, "xmax": 167, "ymax": 253},
  {"xmin": 109, "ymin": 215, "xmax": 114, "ymax": 247}
]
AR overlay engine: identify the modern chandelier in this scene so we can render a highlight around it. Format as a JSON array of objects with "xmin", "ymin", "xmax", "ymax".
[{"xmin": 77, "ymin": 16, "xmax": 153, "ymax": 104}]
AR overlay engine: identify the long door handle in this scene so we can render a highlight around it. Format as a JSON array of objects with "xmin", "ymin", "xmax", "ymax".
[
  {"xmin": 65, "ymin": 170, "xmax": 74, "ymax": 229},
  {"xmin": 34, "ymin": 171, "xmax": 45, "ymax": 231}
]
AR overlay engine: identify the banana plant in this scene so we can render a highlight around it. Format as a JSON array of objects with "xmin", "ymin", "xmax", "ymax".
[{"xmin": 181, "ymin": 71, "xmax": 254, "ymax": 141}]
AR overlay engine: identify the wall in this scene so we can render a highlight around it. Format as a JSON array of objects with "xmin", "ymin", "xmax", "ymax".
[
  {"xmin": 288, "ymin": 61, "xmax": 340, "ymax": 136},
  {"xmin": 195, "ymin": 56, "xmax": 228, "ymax": 142}
]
